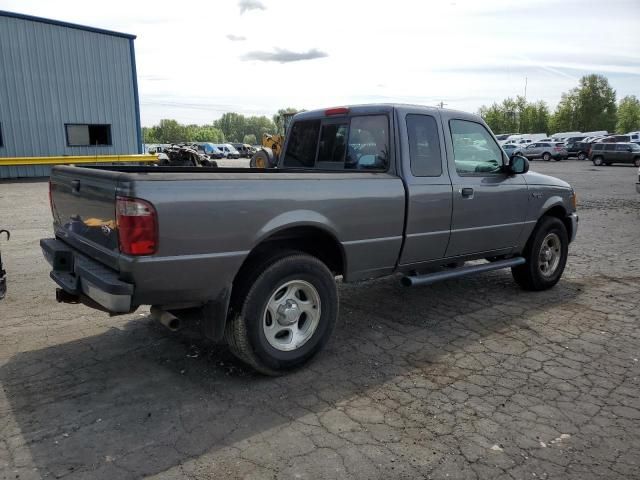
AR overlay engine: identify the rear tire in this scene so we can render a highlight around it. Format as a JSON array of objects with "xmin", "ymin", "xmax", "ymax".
[
  {"xmin": 225, "ymin": 251, "xmax": 338, "ymax": 375},
  {"xmin": 592, "ymin": 156, "xmax": 603, "ymax": 166},
  {"xmin": 512, "ymin": 216, "xmax": 568, "ymax": 291},
  {"xmin": 543, "ymin": 152, "xmax": 551, "ymax": 161},
  {"xmin": 250, "ymin": 150, "xmax": 272, "ymax": 168},
  {"xmin": 634, "ymin": 157, "xmax": 640, "ymax": 167},
  {"xmin": 577, "ymin": 152, "xmax": 586, "ymax": 161}
]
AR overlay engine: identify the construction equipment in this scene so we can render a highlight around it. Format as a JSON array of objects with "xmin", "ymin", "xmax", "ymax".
[{"xmin": 250, "ymin": 112, "xmax": 295, "ymax": 168}]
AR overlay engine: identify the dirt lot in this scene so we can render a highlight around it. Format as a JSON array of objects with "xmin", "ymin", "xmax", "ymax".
[{"xmin": 1, "ymin": 161, "xmax": 639, "ymax": 479}]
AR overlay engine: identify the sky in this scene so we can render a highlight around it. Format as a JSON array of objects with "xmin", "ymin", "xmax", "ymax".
[{"xmin": 2, "ymin": 0, "xmax": 639, "ymax": 126}]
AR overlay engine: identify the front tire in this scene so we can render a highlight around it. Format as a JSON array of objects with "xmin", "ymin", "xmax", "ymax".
[
  {"xmin": 634, "ymin": 157, "xmax": 640, "ymax": 167},
  {"xmin": 512, "ymin": 216, "xmax": 568, "ymax": 291},
  {"xmin": 225, "ymin": 252, "xmax": 338, "ymax": 375}
]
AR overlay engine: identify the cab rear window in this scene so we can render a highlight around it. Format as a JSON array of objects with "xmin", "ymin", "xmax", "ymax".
[{"xmin": 283, "ymin": 115, "xmax": 389, "ymax": 171}]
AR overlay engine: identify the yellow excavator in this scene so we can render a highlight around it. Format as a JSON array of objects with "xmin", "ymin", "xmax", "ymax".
[{"xmin": 250, "ymin": 112, "xmax": 295, "ymax": 168}]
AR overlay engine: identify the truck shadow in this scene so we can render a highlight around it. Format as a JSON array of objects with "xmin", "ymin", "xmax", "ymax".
[{"xmin": 0, "ymin": 272, "xmax": 582, "ymax": 478}]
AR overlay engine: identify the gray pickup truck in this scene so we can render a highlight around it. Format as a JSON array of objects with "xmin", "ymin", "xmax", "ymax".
[{"xmin": 41, "ymin": 104, "xmax": 578, "ymax": 374}]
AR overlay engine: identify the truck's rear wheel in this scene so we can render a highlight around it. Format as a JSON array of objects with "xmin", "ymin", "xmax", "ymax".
[
  {"xmin": 225, "ymin": 252, "xmax": 338, "ymax": 375},
  {"xmin": 512, "ymin": 216, "xmax": 568, "ymax": 291}
]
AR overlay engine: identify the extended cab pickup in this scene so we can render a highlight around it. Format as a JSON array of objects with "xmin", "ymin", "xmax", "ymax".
[{"xmin": 42, "ymin": 105, "xmax": 578, "ymax": 374}]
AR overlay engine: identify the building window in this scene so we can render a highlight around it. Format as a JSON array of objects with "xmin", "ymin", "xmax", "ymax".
[{"xmin": 66, "ymin": 124, "xmax": 112, "ymax": 146}]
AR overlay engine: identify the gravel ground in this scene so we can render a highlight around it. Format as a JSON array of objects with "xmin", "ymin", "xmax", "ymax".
[{"xmin": 0, "ymin": 160, "xmax": 639, "ymax": 480}]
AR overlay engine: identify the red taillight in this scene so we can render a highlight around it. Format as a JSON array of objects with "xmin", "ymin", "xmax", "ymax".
[
  {"xmin": 554, "ymin": 147, "xmax": 562, "ymax": 151},
  {"xmin": 325, "ymin": 107, "xmax": 349, "ymax": 116},
  {"xmin": 116, "ymin": 196, "xmax": 158, "ymax": 255}
]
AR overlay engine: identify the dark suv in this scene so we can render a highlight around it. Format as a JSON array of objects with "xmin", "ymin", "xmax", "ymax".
[
  {"xmin": 564, "ymin": 136, "xmax": 588, "ymax": 159},
  {"xmin": 590, "ymin": 142, "xmax": 640, "ymax": 167}
]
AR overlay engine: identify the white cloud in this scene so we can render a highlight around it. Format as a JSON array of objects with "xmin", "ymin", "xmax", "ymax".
[
  {"xmin": 2, "ymin": 0, "xmax": 638, "ymax": 125},
  {"xmin": 242, "ymin": 48, "xmax": 327, "ymax": 63},
  {"xmin": 238, "ymin": 0, "xmax": 265, "ymax": 14},
  {"xmin": 226, "ymin": 34, "xmax": 247, "ymax": 41}
]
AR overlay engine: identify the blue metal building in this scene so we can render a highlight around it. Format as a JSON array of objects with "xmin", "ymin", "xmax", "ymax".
[{"xmin": 0, "ymin": 11, "xmax": 141, "ymax": 177}]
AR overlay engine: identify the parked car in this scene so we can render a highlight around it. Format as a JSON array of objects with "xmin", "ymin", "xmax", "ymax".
[
  {"xmin": 551, "ymin": 131, "xmax": 582, "ymax": 142},
  {"xmin": 564, "ymin": 136, "xmax": 588, "ymax": 159},
  {"xmin": 501, "ymin": 143, "xmax": 520, "ymax": 158},
  {"xmin": 590, "ymin": 142, "xmax": 640, "ymax": 166},
  {"xmin": 216, "ymin": 144, "xmax": 241, "ymax": 159},
  {"xmin": 196, "ymin": 143, "xmax": 224, "ymax": 159},
  {"xmin": 41, "ymin": 104, "xmax": 578, "ymax": 375},
  {"xmin": 628, "ymin": 131, "xmax": 640, "ymax": 144},
  {"xmin": 516, "ymin": 141, "xmax": 568, "ymax": 161},
  {"xmin": 231, "ymin": 143, "xmax": 253, "ymax": 158},
  {"xmin": 598, "ymin": 135, "xmax": 632, "ymax": 143}
]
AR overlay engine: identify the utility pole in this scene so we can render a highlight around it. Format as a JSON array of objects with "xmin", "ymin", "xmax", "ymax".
[
  {"xmin": 437, "ymin": 101, "xmax": 447, "ymax": 108},
  {"xmin": 524, "ymin": 76, "xmax": 528, "ymax": 101}
]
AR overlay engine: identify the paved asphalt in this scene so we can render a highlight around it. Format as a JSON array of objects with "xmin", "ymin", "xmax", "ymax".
[{"xmin": 0, "ymin": 160, "xmax": 639, "ymax": 479}]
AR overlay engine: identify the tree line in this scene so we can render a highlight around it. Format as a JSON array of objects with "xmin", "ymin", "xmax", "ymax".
[
  {"xmin": 478, "ymin": 74, "xmax": 640, "ymax": 135},
  {"xmin": 142, "ymin": 108, "xmax": 300, "ymax": 145}
]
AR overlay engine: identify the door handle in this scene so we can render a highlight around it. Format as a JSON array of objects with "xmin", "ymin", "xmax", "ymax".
[{"xmin": 461, "ymin": 187, "xmax": 474, "ymax": 197}]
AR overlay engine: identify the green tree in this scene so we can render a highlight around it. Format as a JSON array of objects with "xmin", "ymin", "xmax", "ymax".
[
  {"xmin": 549, "ymin": 91, "xmax": 578, "ymax": 132},
  {"xmin": 193, "ymin": 126, "xmax": 225, "ymax": 142},
  {"xmin": 616, "ymin": 95, "xmax": 640, "ymax": 133},
  {"xmin": 478, "ymin": 97, "xmax": 549, "ymax": 134},
  {"xmin": 550, "ymin": 74, "xmax": 617, "ymax": 133},
  {"xmin": 243, "ymin": 134, "xmax": 257, "ymax": 145},
  {"xmin": 574, "ymin": 74, "xmax": 617, "ymax": 131},
  {"xmin": 153, "ymin": 119, "xmax": 186, "ymax": 143},
  {"xmin": 273, "ymin": 108, "xmax": 302, "ymax": 135},
  {"xmin": 214, "ymin": 113, "xmax": 247, "ymax": 142}
]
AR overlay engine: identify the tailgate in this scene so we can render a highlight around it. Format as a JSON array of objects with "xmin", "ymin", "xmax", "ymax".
[{"xmin": 50, "ymin": 167, "xmax": 121, "ymax": 262}]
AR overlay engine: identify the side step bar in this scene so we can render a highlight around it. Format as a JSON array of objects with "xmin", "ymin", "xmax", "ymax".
[{"xmin": 401, "ymin": 257, "xmax": 526, "ymax": 287}]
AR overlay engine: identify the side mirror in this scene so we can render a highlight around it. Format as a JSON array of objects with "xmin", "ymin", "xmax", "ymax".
[{"xmin": 507, "ymin": 155, "xmax": 529, "ymax": 175}]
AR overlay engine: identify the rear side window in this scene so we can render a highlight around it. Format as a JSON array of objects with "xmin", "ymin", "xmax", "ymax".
[
  {"xmin": 283, "ymin": 120, "xmax": 321, "ymax": 167},
  {"xmin": 406, "ymin": 114, "xmax": 442, "ymax": 177},
  {"xmin": 593, "ymin": 144, "xmax": 603, "ymax": 151},
  {"xmin": 615, "ymin": 144, "xmax": 630, "ymax": 151}
]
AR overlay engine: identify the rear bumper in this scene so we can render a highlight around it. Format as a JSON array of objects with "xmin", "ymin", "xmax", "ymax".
[
  {"xmin": 568, "ymin": 213, "xmax": 579, "ymax": 243},
  {"xmin": 41, "ymin": 238, "xmax": 134, "ymax": 313}
]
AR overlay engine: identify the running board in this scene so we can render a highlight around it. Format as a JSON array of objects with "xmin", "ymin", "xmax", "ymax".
[{"xmin": 401, "ymin": 257, "xmax": 526, "ymax": 287}]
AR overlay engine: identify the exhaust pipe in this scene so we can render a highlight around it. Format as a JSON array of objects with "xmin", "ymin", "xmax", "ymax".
[{"xmin": 150, "ymin": 306, "xmax": 180, "ymax": 331}]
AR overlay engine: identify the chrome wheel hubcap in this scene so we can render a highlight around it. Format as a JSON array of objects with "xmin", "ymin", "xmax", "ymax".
[
  {"xmin": 263, "ymin": 280, "xmax": 321, "ymax": 351},
  {"xmin": 538, "ymin": 233, "xmax": 561, "ymax": 277}
]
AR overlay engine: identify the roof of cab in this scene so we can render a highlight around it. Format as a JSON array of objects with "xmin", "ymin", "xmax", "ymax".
[{"xmin": 293, "ymin": 103, "xmax": 478, "ymax": 121}]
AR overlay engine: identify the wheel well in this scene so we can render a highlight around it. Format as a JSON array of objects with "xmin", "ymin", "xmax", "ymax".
[
  {"xmin": 543, "ymin": 205, "xmax": 572, "ymax": 239},
  {"xmin": 236, "ymin": 226, "xmax": 345, "ymax": 280}
]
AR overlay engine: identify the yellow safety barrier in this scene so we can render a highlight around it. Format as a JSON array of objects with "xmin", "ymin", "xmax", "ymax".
[{"xmin": 0, "ymin": 154, "xmax": 156, "ymax": 167}]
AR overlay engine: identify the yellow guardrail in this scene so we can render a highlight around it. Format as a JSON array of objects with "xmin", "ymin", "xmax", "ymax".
[{"xmin": 0, "ymin": 154, "xmax": 156, "ymax": 167}]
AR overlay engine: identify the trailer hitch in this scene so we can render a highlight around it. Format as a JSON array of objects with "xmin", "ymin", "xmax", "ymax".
[{"xmin": 0, "ymin": 230, "xmax": 10, "ymax": 300}]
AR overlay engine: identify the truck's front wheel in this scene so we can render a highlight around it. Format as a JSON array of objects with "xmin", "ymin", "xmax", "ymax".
[
  {"xmin": 226, "ymin": 252, "xmax": 338, "ymax": 375},
  {"xmin": 512, "ymin": 216, "xmax": 568, "ymax": 291}
]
